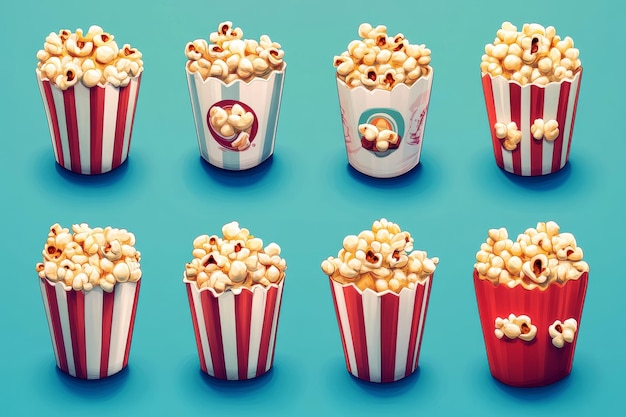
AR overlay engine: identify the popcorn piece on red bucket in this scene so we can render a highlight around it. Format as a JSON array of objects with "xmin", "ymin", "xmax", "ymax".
[
  {"xmin": 321, "ymin": 218, "xmax": 437, "ymax": 383},
  {"xmin": 481, "ymin": 22, "xmax": 582, "ymax": 176},
  {"xmin": 185, "ymin": 22, "xmax": 286, "ymax": 170},
  {"xmin": 473, "ymin": 221, "xmax": 588, "ymax": 387},
  {"xmin": 183, "ymin": 221, "xmax": 286, "ymax": 380},
  {"xmin": 36, "ymin": 26, "xmax": 143, "ymax": 175},
  {"xmin": 35, "ymin": 223, "xmax": 142, "ymax": 379},
  {"xmin": 334, "ymin": 23, "xmax": 433, "ymax": 178}
]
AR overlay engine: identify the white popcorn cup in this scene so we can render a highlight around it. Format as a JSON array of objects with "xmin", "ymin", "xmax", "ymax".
[
  {"xmin": 39, "ymin": 278, "xmax": 141, "ymax": 379},
  {"xmin": 336, "ymin": 69, "xmax": 433, "ymax": 178},
  {"xmin": 186, "ymin": 65, "xmax": 286, "ymax": 171},
  {"xmin": 184, "ymin": 279, "xmax": 284, "ymax": 380},
  {"xmin": 328, "ymin": 275, "xmax": 433, "ymax": 383},
  {"xmin": 482, "ymin": 69, "xmax": 582, "ymax": 176},
  {"xmin": 36, "ymin": 70, "xmax": 142, "ymax": 175}
]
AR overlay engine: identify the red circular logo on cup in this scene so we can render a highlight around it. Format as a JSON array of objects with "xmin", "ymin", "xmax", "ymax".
[{"xmin": 206, "ymin": 100, "xmax": 259, "ymax": 152}]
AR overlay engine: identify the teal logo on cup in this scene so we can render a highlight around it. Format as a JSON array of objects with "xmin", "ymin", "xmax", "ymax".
[{"xmin": 357, "ymin": 108, "xmax": 405, "ymax": 157}]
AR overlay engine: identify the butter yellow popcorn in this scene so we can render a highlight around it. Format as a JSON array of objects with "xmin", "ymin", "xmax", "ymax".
[
  {"xmin": 494, "ymin": 121, "xmax": 522, "ymax": 151},
  {"xmin": 334, "ymin": 23, "xmax": 431, "ymax": 90},
  {"xmin": 184, "ymin": 221, "xmax": 286, "ymax": 293},
  {"xmin": 481, "ymin": 22, "xmax": 581, "ymax": 85},
  {"xmin": 185, "ymin": 22, "xmax": 285, "ymax": 82},
  {"xmin": 36, "ymin": 26, "xmax": 143, "ymax": 89},
  {"xmin": 36, "ymin": 223, "xmax": 142, "ymax": 292},
  {"xmin": 531, "ymin": 118, "xmax": 560, "ymax": 141},
  {"xmin": 321, "ymin": 219, "xmax": 438, "ymax": 293},
  {"xmin": 474, "ymin": 221, "xmax": 588, "ymax": 290}
]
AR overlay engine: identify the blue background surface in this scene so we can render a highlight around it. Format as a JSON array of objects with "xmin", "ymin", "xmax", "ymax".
[{"xmin": 1, "ymin": 0, "xmax": 623, "ymax": 415}]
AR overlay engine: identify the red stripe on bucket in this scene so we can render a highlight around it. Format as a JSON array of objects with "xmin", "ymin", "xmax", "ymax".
[
  {"xmin": 257, "ymin": 285, "xmax": 279, "ymax": 377},
  {"xmin": 380, "ymin": 293, "xmax": 399, "ymax": 383},
  {"xmin": 66, "ymin": 290, "xmax": 87, "ymax": 378},
  {"xmin": 62, "ymin": 87, "xmax": 81, "ymax": 173},
  {"xmin": 42, "ymin": 81, "xmax": 65, "ymax": 167},
  {"xmin": 90, "ymin": 86, "xmax": 106, "ymax": 174},
  {"xmin": 112, "ymin": 84, "xmax": 131, "ymax": 169}
]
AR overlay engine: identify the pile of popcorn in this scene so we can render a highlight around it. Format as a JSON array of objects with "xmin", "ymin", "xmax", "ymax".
[
  {"xmin": 184, "ymin": 222, "xmax": 287, "ymax": 293},
  {"xmin": 185, "ymin": 21, "xmax": 285, "ymax": 83},
  {"xmin": 481, "ymin": 22, "xmax": 581, "ymax": 85},
  {"xmin": 321, "ymin": 219, "xmax": 438, "ymax": 293},
  {"xmin": 334, "ymin": 23, "xmax": 431, "ymax": 90},
  {"xmin": 474, "ymin": 221, "xmax": 588, "ymax": 290},
  {"xmin": 36, "ymin": 223, "xmax": 141, "ymax": 292},
  {"xmin": 36, "ymin": 26, "xmax": 143, "ymax": 89}
]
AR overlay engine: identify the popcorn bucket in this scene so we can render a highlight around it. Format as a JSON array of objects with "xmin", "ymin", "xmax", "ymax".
[
  {"xmin": 473, "ymin": 270, "xmax": 588, "ymax": 387},
  {"xmin": 336, "ymin": 69, "xmax": 433, "ymax": 178},
  {"xmin": 184, "ymin": 279, "xmax": 284, "ymax": 380},
  {"xmin": 39, "ymin": 278, "xmax": 141, "ymax": 379},
  {"xmin": 481, "ymin": 69, "xmax": 582, "ymax": 176},
  {"xmin": 185, "ymin": 66, "xmax": 286, "ymax": 171},
  {"xmin": 328, "ymin": 275, "xmax": 433, "ymax": 383},
  {"xmin": 36, "ymin": 70, "xmax": 142, "ymax": 175}
]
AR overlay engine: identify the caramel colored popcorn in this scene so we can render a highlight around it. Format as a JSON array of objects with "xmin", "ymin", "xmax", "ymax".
[
  {"xmin": 481, "ymin": 22, "xmax": 581, "ymax": 85},
  {"xmin": 36, "ymin": 223, "xmax": 142, "ymax": 292},
  {"xmin": 474, "ymin": 221, "xmax": 588, "ymax": 290},
  {"xmin": 185, "ymin": 21, "xmax": 285, "ymax": 82},
  {"xmin": 334, "ymin": 23, "xmax": 431, "ymax": 90},
  {"xmin": 184, "ymin": 221, "xmax": 286, "ymax": 293},
  {"xmin": 36, "ymin": 26, "xmax": 143, "ymax": 89},
  {"xmin": 321, "ymin": 218, "xmax": 438, "ymax": 293}
]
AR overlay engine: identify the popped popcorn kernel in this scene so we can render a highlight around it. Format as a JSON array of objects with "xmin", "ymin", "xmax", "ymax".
[
  {"xmin": 494, "ymin": 314, "xmax": 537, "ymax": 342},
  {"xmin": 549, "ymin": 318, "xmax": 578, "ymax": 348},
  {"xmin": 321, "ymin": 219, "xmax": 437, "ymax": 293},
  {"xmin": 474, "ymin": 222, "xmax": 588, "ymax": 290},
  {"xmin": 36, "ymin": 223, "xmax": 142, "ymax": 292},
  {"xmin": 334, "ymin": 23, "xmax": 431, "ymax": 90},
  {"xmin": 36, "ymin": 26, "xmax": 143, "ymax": 90},
  {"xmin": 184, "ymin": 222, "xmax": 286, "ymax": 293},
  {"xmin": 531, "ymin": 118, "xmax": 560, "ymax": 141},
  {"xmin": 185, "ymin": 22, "xmax": 285, "ymax": 82},
  {"xmin": 481, "ymin": 22, "xmax": 581, "ymax": 85}
]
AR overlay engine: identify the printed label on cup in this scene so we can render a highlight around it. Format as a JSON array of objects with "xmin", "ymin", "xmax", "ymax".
[
  {"xmin": 206, "ymin": 100, "xmax": 259, "ymax": 152},
  {"xmin": 357, "ymin": 108, "xmax": 405, "ymax": 158}
]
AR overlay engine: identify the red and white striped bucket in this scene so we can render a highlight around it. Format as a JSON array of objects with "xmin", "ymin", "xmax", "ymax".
[
  {"xmin": 185, "ymin": 279, "xmax": 284, "ymax": 380},
  {"xmin": 36, "ymin": 70, "xmax": 141, "ymax": 175},
  {"xmin": 328, "ymin": 275, "xmax": 433, "ymax": 383},
  {"xmin": 481, "ymin": 69, "xmax": 582, "ymax": 176},
  {"xmin": 39, "ymin": 278, "xmax": 141, "ymax": 379}
]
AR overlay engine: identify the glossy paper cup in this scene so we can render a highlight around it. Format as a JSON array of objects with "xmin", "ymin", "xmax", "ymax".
[
  {"xmin": 39, "ymin": 278, "xmax": 141, "ymax": 379},
  {"xmin": 186, "ymin": 65, "xmax": 286, "ymax": 171},
  {"xmin": 36, "ymin": 69, "xmax": 142, "ymax": 175},
  {"xmin": 336, "ymin": 68, "xmax": 433, "ymax": 178},
  {"xmin": 481, "ymin": 69, "xmax": 582, "ymax": 176},
  {"xmin": 473, "ymin": 269, "xmax": 588, "ymax": 387},
  {"xmin": 328, "ymin": 275, "xmax": 433, "ymax": 383},
  {"xmin": 184, "ymin": 279, "xmax": 284, "ymax": 380}
]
